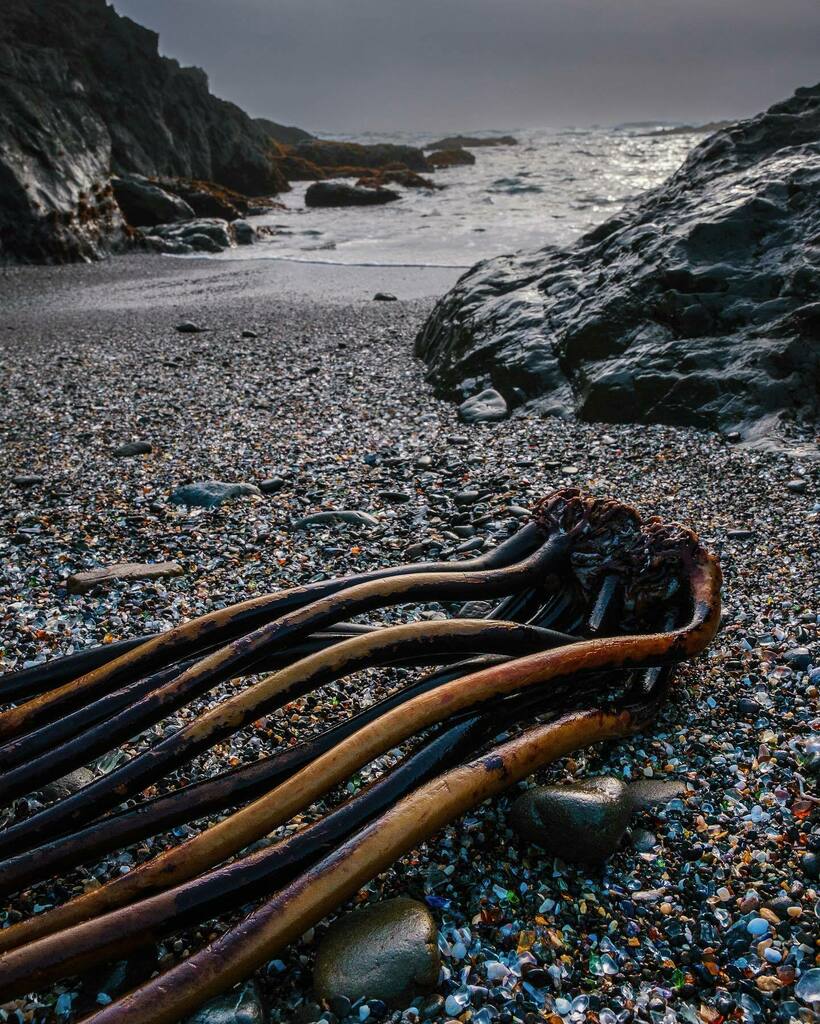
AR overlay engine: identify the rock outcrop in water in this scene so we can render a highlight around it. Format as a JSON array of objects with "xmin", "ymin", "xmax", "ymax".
[
  {"xmin": 426, "ymin": 134, "xmax": 518, "ymax": 149},
  {"xmin": 416, "ymin": 85, "xmax": 820, "ymax": 438},
  {"xmin": 0, "ymin": 0, "xmax": 290, "ymax": 261}
]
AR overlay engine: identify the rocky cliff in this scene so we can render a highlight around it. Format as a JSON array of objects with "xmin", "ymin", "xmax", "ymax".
[
  {"xmin": 0, "ymin": 0, "xmax": 291, "ymax": 261},
  {"xmin": 416, "ymin": 85, "xmax": 820, "ymax": 439}
]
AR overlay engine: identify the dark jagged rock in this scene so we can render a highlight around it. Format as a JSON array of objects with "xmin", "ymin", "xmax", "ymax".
[
  {"xmin": 427, "ymin": 149, "xmax": 476, "ymax": 168},
  {"xmin": 290, "ymin": 140, "xmax": 430, "ymax": 173},
  {"xmin": 254, "ymin": 117, "xmax": 314, "ymax": 146},
  {"xmin": 153, "ymin": 178, "xmax": 256, "ymax": 221},
  {"xmin": 111, "ymin": 176, "xmax": 194, "ymax": 228},
  {"xmin": 0, "ymin": 14, "xmax": 127, "ymax": 261},
  {"xmin": 305, "ymin": 182, "xmax": 400, "ymax": 208},
  {"xmin": 417, "ymin": 84, "xmax": 820, "ymax": 439},
  {"xmin": 0, "ymin": 0, "xmax": 292, "ymax": 261},
  {"xmin": 426, "ymin": 134, "xmax": 518, "ymax": 149}
]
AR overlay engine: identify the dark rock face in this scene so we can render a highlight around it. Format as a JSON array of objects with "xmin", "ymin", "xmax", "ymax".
[
  {"xmin": 291, "ymin": 140, "xmax": 430, "ymax": 173},
  {"xmin": 0, "ymin": 17, "xmax": 127, "ymax": 261},
  {"xmin": 417, "ymin": 85, "xmax": 820, "ymax": 438},
  {"xmin": 254, "ymin": 117, "xmax": 314, "ymax": 146},
  {"xmin": 305, "ymin": 183, "xmax": 401, "ymax": 208},
  {"xmin": 0, "ymin": 0, "xmax": 290, "ymax": 261}
]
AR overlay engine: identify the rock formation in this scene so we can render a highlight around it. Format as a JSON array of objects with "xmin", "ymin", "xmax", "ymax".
[
  {"xmin": 416, "ymin": 85, "xmax": 820, "ymax": 439},
  {"xmin": 288, "ymin": 140, "xmax": 431, "ymax": 174},
  {"xmin": 0, "ymin": 0, "xmax": 291, "ymax": 261},
  {"xmin": 305, "ymin": 182, "xmax": 401, "ymax": 208},
  {"xmin": 426, "ymin": 134, "xmax": 518, "ymax": 149},
  {"xmin": 427, "ymin": 149, "xmax": 476, "ymax": 168}
]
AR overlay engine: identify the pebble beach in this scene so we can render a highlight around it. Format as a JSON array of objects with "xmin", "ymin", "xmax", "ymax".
[{"xmin": 0, "ymin": 255, "xmax": 817, "ymax": 1024}]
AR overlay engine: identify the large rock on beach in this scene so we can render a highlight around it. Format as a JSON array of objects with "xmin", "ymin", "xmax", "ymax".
[
  {"xmin": 111, "ymin": 175, "xmax": 194, "ymax": 227},
  {"xmin": 416, "ymin": 84, "xmax": 820, "ymax": 440},
  {"xmin": 458, "ymin": 388, "xmax": 509, "ymax": 423},
  {"xmin": 0, "ymin": 0, "xmax": 291, "ymax": 261},
  {"xmin": 305, "ymin": 182, "xmax": 400, "ymax": 208},
  {"xmin": 510, "ymin": 777, "xmax": 633, "ymax": 863},
  {"xmin": 313, "ymin": 898, "xmax": 440, "ymax": 1008}
]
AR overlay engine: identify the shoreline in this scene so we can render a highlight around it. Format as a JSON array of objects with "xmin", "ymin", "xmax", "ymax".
[{"xmin": 0, "ymin": 253, "xmax": 463, "ymax": 320}]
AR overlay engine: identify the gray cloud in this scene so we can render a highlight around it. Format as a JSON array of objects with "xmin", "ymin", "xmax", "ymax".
[{"xmin": 112, "ymin": 0, "xmax": 820, "ymax": 132}]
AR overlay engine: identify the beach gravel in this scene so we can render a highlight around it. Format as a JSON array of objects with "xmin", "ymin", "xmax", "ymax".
[{"xmin": 0, "ymin": 256, "xmax": 816, "ymax": 1024}]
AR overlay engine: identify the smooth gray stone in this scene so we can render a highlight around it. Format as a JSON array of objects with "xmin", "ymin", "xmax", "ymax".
[
  {"xmin": 510, "ymin": 776, "xmax": 633, "ymax": 863},
  {"xmin": 295, "ymin": 510, "xmax": 379, "ymax": 529},
  {"xmin": 170, "ymin": 481, "xmax": 262, "ymax": 508},
  {"xmin": 113, "ymin": 440, "xmax": 152, "ymax": 457},
  {"xmin": 458, "ymin": 389, "xmax": 509, "ymax": 424},
  {"xmin": 313, "ymin": 897, "xmax": 440, "ymax": 1008},
  {"xmin": 628, "ymin": 778, "xmax": 689, "ymax": 809},
  {"xmin": 232, "ymin": 219, "xmax": 256, "ymax": 244}
]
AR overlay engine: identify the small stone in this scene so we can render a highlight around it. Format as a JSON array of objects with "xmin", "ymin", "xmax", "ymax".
[
  {"xmin": 786, "ymin": 479, "xmax": 806, "ymax": 493},
  {"xmin": 727, "ymin": 529, "xmax": 754, "ymax": 540},
  {"xmin": 377, "ymin": 490, "xmax": 412, "ymax": 503},
  {"xmin": 182, "ymin": 980, "xmax": 265, "ymax": 1023},
  {"xmin": 112, "ymin": 440, "xmax": 152, "ymax": 458},
  {"xmin": 12, "ymin": 474, "xmax": 44, "ymax": 487},
  {"xmin": 628, "ymin": 778, "xmax": 688, "ymax": 810},
  {"xmin": 801, "ymin": 852, "xmax": 819, "ymax": 880},
  {"xmin": 510, "ymin": 776, "xmax": 633, "ymax": 863},
  {"xmin": 35, "ymin": 767, "xmax": 95, "ymax": 803},
  {"xmin": 259, "ymin": 477, "xmax": 285, "ymax": 494},
  {"xmin": 747, "ymin": 917, "xmax": 770, "ymax": 936},
  {"xmin": 784, "ymin": 647, "xmax": 811, "ymax": 669},
  {"xmin": 373, "ymin": 293, "xmax": 398, "ymax": 302},
  {"xmin": 630, "ymin": 829, "xmax": 658, "ymax": 853},
  {"xmin": 313, "ymin": 897, "xmax": 440, "ymax": 1009},
  {"xmin": 170, "ymin": 481, "xmax": 262, "ymax": 508},
  {"xmin": 295, "ymin": 510, "xmax": 379, "ymax": 529},
  {"xmin": 458, "ymin": 389, "xmax": 509, "ymax": 424},
  {"xmin": 175, "ymin": 321, "xmax": 207, "ymax": 333},
  {"xmin": 66, "ymin": 561, "xmax": 184, "ymax": 594},
  {"xmin": 241, "ymin": 329, "xmax": 258, "ymax": 338}
]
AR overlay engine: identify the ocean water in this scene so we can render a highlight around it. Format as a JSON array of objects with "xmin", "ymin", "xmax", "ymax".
[{"xmin": 214, "ymin": 126, "xmax": 702, "ymax": 268}]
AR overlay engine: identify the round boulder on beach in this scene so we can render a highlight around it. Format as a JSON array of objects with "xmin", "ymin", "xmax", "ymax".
[
  {"xmin": 510, "ymin": 776, "xmax": 633, "ymax": 863},
  {"xmin": 313, "ymin": 897, "xmax": 440, "ymax": 1008}
]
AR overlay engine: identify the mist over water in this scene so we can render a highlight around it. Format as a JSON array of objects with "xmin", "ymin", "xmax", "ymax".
[{"xmin": 210, "ymin": 126, "xmax": 699, "ymax": 269}]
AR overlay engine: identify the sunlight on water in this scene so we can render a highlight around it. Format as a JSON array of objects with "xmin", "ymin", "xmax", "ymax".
[{"xmin": 212, "ymin": 126, "xmax": 700, "ymax": 268}]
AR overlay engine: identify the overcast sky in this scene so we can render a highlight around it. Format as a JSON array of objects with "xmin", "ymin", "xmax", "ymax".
[{"xmin": 113, "ymin": 0, "xmax": 820, "ymax": 133}]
